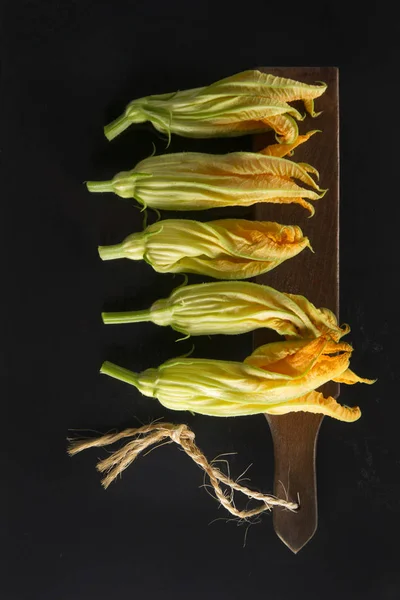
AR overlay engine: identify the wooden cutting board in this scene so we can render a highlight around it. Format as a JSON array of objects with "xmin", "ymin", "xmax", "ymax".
[{"xmin": 253, "ymin": 67, "xmax": 339, "ymax": 553}]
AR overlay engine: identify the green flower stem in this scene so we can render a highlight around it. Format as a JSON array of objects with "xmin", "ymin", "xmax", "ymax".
[
  {"xmin": 98, "ymin": 243, "xmax": 126, "ymax": 261},
  {"xmin": 102, "ymin": 310, "xmax": 151, "ymax": 324},
  {"xmin": 104, "ymin": 114, "xmax": 131, "ymax": 141},
  {"xmin": 100, "ymin": 361, "xmax": 139, "ymax": 387},
  {"xmin": 86, "ymin": 180, "xmax": 114, "ymax": 193}
]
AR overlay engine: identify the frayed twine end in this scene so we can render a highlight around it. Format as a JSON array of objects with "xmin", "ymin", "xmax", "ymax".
[{"xmin": 68, "ymin": 422, "xmax": 299, "ymax": 519}]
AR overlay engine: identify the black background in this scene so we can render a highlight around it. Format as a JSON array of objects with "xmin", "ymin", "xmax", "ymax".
[{"xmin": 2, "ymin": 1, "xmax": 400, "ymax": 599}]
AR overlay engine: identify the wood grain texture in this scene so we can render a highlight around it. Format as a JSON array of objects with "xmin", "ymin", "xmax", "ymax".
[{"xmin": 252, "ymin": 67, "xmax": 339, "ymax": 553}]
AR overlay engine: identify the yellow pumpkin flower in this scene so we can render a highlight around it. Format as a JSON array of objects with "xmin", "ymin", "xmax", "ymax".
[
  {"xmin": 104, "ymin": 70, "xmax": 327, "ymax": 143},
  {"xmin": 87, "ymin": 151, "xmax": 326, "ymax": 216},
  {"xmin": 98, "ymin": 218, "xmax": 311, "ymax": 279},
  {"xmin": 102, "ymin": 280, "xmax": 349, "ymax": 341},
  {"xmin": 99, "ymin": 337, "xmax": 374, "ymax": 422}
]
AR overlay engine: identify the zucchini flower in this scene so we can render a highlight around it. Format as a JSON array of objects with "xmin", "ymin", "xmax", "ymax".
[
  {"xmin": 98, "ymin": 218, "xmax": 311, "ymax": 279},
  {"xmin": 100, "ymin": 337, "xmax": 374, "ymax": 422},
  {"xmin": 87, "ymin": 151, "xmax": 325, "ymax": 216},
  {"xmin": 102, "ymin": 281, "xmax": 349, "ymax": 342},
  {"xmin": 104, "ymin": 70, "xmax": 327, "ymax": 144}
]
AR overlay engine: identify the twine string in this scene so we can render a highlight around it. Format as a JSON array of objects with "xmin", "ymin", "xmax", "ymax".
[{"xmin": 68, "ymin": 422, "xmax": 298, "ymax": 519}]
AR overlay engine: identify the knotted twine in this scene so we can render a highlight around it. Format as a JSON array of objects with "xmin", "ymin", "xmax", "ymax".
[{"xmin": 68, "ymin": 422, "xmax": 298, "ymax": 518}]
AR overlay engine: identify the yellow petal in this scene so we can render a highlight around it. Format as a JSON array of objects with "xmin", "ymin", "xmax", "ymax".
[
  {"xmin": 245, "ymin": 338, "xmax": 354, "ymax": 396},
  {"xmin": 204, "ymin": 71, "xmax": 327, "ymax": 104},
  {"xmin": 211, "ymin": 219, "xmax": 311, "ymax": 260},
  {"xmin": 266, "ymin": 197, "xmax": 316, "ymax": 216},
  {"xmin": 265, "ymin": 391, "xmax": 361, "ymax": 422},
  {"xmin": 298, "ymin": 162, "xmax": 320, "ymax": 179},
  {"xmin": 191, "ymin": 96, "xmax": 303, "ymax": 123},
  {"xmin": 284, "ymin": 294, "xmax": 350, "ymax": 341},
  {"xmin": 304, "ymin": 98, "xmax": 323, "ymax": 117},
  {"xmin": 333, "ymin": 368, "xmax": 376, "ymax": 385},
  {"xmin": 262, "ymin": 114, "xmax": 299, "ymax": 144},
  {"xmin": 244, "ymin": 337, "xmax": 328, "ymax": 376},
  {"xmin": 138, "ymin": 151, "xmax": 322, "ymax": 189},
  {"xmin": 260, "ymin": 130, "xmax": 320, "ymax": 158}
]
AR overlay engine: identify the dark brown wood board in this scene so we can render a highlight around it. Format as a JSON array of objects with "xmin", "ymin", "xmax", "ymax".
[{"xmin": 252, "ymin": 67, "xmax": 339, "ymax": 553}]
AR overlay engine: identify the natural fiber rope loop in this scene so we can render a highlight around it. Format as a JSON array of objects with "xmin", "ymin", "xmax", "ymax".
[{"xmin": 68, "ymin": 422, "xmax": 298, "ymax": 518}]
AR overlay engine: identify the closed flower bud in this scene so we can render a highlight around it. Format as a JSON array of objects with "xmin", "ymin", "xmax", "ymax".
[
  {"xmin": 87, "ymin": 151, "xmax": 325, "ymax": 216},
  {"xmin": 104, "ymin": 70, "xmax": 326, "ymax": 144},
  {"xmin": 102, "ymin": 280, "xmax": 349, "ymax": 341},
  {"xmin": 98, "ymin": 218, "xmax": 311, "ymax": 279}
]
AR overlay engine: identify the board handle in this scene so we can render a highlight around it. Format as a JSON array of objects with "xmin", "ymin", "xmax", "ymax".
[{"xmin": 265, "ymin": 412, "xmax": 323, "ymax": 553}]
